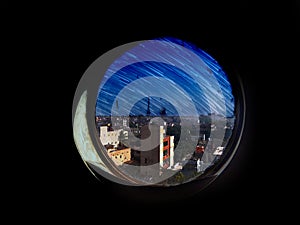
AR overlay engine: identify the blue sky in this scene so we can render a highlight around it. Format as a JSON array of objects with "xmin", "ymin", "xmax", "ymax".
[{"xmin": 96, "ymin": 37, "xmax": 235, "ymax": 117}]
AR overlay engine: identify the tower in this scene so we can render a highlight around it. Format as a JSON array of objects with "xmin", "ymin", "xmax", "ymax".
[{"xmin": 146, "ymin": 97, "xmax": 150, "ymax": 116}]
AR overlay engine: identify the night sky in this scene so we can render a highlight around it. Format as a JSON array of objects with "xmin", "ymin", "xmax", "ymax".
[{"xmin": 96, "ymin": 37, "xmax": 235, "ymax": 117}]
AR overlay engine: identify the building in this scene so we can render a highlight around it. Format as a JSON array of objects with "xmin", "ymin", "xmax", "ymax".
[
  {"xmin": 110, "ymin": 116, "xmax": 129, "ymax": 130},
  {"xmin": 99, "ymin": 126, "xmax": 128, "ymax": 146},
  {"xmin": 107, "ymin": 147, "xmax": 131, "ymax": 166},
  {"xmin": 161, "ymin": 136, "xmax": 174, "ymax": 168},
  {"xmin": 99, "ymin": 126, "xmax": 130, "ymax": 165},
  {"xmin": 213, "ymin": 146, "xmax": 224, "ymax": 162},
  {"xmin": 139, "ymin": 124, "xmax": 174, "ymax": 176},
  {"xmin": 213, "ymin": 146, "xmax": 224, "ymax": 156}
]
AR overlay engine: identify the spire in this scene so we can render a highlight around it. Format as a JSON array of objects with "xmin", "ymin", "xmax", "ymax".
[{"xmin": 146, "ymin": 97, "xmax": 150, "ymax": 116}]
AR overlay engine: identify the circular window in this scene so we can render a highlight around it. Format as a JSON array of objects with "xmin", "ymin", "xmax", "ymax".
[{"xmin": 72, "ymin": 37, "xmax": 245, "ymax": 189}]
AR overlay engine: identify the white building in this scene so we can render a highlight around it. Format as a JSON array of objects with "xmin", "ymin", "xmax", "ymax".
[{"xmin": 99, "ymin": 126, "xmax": 128, "ymax": 147}]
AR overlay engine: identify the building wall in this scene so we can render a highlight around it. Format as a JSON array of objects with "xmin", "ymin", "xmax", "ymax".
[
  {"xmin": 163, "ymin": 136, "xmax": 170, "ymax": 161},
  {"xmin": 169, "ymin": 136, "xmax": 174, "ymax": 167},
  {"xmin": 140, "ymin": 125, "xmax": 160, "ymax": 166},
  {"xmin": 159, "ymin": 126, "xmax": 164, "ymax": 167},
  {"xmin": 100, "ymin": 126, "xmax": 121, "ymax": 146},
  {"xmin": 107, "ymin": 148, "xmax": 131, "ymax": 166},
  {"xmin": 140, "ymin": 125, "xmax": 160, "ymax": 176},
  {"xmin": 161, "ymin": 134, "xmax": 175, "ymax": 168},
  {"xmin": 140, "ymin": 125, "xmax": 174, "ymax": 171}
]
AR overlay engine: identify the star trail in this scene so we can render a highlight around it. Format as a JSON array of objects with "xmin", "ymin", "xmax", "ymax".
[{"xmin": 96, "ymin": 37, "xmax": 235, "ymax": 117}]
